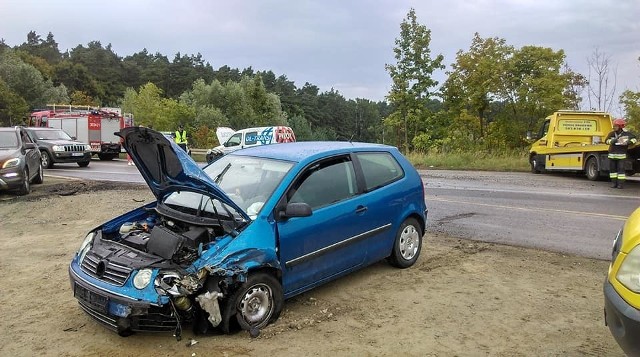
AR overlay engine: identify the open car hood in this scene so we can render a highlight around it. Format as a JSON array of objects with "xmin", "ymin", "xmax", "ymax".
[
  {"xmin": 118, "ymin": 127, "xmax": 250, "ymax": 220},
  {"xmin": 215, "ymin": 127, "xmax": 235, "ymax": 145}
]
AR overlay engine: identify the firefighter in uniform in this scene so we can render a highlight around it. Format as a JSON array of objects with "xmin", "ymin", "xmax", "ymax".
[
  {"xmin": 605, "ymin": 118, "xmax": 637, "ymax": 189},
  {"xmin": 175, "ymin": 124, "xmax": 188, "ymax": 152}
]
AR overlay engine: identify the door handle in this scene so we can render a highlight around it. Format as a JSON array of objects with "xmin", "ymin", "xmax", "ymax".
[{"xmin": 355, "ymin": 205, "xmax": 368, "ymax": 214}]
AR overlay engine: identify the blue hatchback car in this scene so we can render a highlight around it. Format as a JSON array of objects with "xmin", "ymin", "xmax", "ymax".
[{"xmin": 69, "ymin": 127, "xmax": 428, "ymax": 338}]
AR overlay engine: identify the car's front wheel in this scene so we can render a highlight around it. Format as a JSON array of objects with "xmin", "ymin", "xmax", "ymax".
[
  {"xmin": 225, "ymin": 272, "xmax": 283, "ymax": 333},
  {"xmin": 33, "ymin": 162, "xmax": 44, "ymax": 184},
  {"xmin": 388, "ymin": 218, "xmax": 422, "ymax": 269},
  {"xmin": 41, "ymin": 151, "xmax": 53, "ymax": 169},
  {"xmin": 18, "ymin": 168, "xmax": 30, "ymax": 195}
]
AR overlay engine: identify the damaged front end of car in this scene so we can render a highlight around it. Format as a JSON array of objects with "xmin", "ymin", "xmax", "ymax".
[{"xmin": 68, "ymin": 127, "xmax": 281, "ymax": 339}]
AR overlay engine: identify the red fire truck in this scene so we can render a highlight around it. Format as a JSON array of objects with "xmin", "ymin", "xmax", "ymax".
[{"xmin": 28, "ymin": 105, "xmax": 134, "ymax": 160}]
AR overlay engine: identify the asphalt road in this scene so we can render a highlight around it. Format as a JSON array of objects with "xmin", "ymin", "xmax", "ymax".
[{"xmin": 43, "ymin": 158, "xmax": 640, "ymax": 260}]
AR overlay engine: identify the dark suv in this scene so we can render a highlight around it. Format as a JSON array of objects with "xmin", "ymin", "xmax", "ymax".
[
  {"xmin": 24, "ymin": 127, "xmax": 91, "ymax": 168},
  {"xmin": 0, "ymin": 127, "xmax": 43, "ymax": 195}
]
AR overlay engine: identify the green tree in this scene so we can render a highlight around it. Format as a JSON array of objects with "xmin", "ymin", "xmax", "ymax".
[
  {"xmin": 442, "ymin": 33, "xmax": 512, "ymax": 138},
  {"xmin": 68, "ymin": 41, "xmax": 126, "ymax": 105},
  {"xmin": 621, "ymin": 89, "xmax": 640, "ymax": 132},
  {"xmin": 0, "ymin": 49, "xmax": 66, "ymax": 108},
  {"xmin": 0, "ymin": 77, "xmax": 29, "ymax": 126},
  {"xmin": 385, "ymin": 8, "xmax": 444, "ymax": 151}
]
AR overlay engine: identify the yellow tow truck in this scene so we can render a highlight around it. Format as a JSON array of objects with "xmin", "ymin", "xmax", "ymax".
[{"xmin": 528, "ymin": 110, "xmax": 640, "ymax": 180}]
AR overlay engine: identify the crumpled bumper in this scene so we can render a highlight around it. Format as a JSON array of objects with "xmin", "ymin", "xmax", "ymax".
[{"xmin": 69, "ymin": 263, "xmax": 177, "ymax": 334}]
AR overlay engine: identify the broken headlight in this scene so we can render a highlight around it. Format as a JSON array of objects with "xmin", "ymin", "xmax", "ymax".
[
  {"xmin": 133, "ymin": 269, "xmax": 153, "ymax": 289},
  {"xmin": 154, "ymin": 271, "xmax": 184, "ymax": 296},
  {"xmin": 77, "ymin": 232, "xmax": 95, "ymax": 264}
]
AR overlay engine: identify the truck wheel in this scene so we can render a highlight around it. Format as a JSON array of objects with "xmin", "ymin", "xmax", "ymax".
[
  {"xmin": 585, "ymin": 157, "xmax": 600, "ymax": 181},
  {"xmin": 530, "ymin": 155, "xmax": 542, "ymax": 174},
  {"xmin": 98, "ymin": 153, "xmax": 116, "ymax": 161},
  {"xmin": 41, "ymin": 151, "xmax": 53, "ymax": 169}
]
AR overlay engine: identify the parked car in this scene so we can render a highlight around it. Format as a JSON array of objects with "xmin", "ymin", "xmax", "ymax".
[
  {"xmin": 605, "ymin": 206, "xmax": 640, "ymax": 355},
  {"xmin": 69, "ymin": 127, "xmax": 427, "ymax": 338},
  {"xmin": 23, "ymin": 127, "xmax": 92, "ymax": 168},
  {"xmin": 0, "ymin": 126, "xmax": 43, "ymax": 195},
  {"xmin": 206, "ymin": 126, "xmax": 296, "ymax": 163}
]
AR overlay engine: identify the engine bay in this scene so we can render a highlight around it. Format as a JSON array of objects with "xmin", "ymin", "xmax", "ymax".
[{"xmin": 114, "ymin": 212, "xmax": 227, "ymax": 265}]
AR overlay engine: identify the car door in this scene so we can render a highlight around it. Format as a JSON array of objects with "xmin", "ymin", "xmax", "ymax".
[
  {"xmin": 19, "ymin": 128, "xmax": 40, "ymax": 177},
  {"xmin": 276, "ymin": 155, "xmax": 369, "ymax": 295}
]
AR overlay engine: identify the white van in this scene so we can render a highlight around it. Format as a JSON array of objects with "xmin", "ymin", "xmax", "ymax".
[{"xmin": 206, "ymin": 126, "xmax": 296, "ymax": 163}]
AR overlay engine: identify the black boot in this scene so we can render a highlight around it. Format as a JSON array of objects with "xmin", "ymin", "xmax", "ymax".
[
  {"xmin": 617, "ymin": 181, "xmax": 624, "ymax": 189},
  {"xmin": 611, "ymin": 179, "xmax": 618, "ymax": 188}
]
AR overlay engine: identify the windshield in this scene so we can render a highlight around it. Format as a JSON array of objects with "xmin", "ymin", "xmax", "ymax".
[
  {"xmin": 0, "ymin": 131, "xmax": 19, "ymax": 149},
  {"xmin": 204, "ymin": 155, "xmax": 294, "ymax": 219},
  {"xmin": 32, "ymin": 129, "xmax": 72, "ymax": 140}
]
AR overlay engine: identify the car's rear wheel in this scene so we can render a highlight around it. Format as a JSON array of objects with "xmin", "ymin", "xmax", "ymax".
[
  {"xmin": 41, "ymin": 151, "xmax": 53, "ymax": 169},
  {"xmin": 33, "ymin": 162, "xmax": 44, "ymax": 184},
  {"xmin": 18, "ymin": 168, "xmax": 30, "ymax": 195},
  {"xmin": 225, "ymin": 272, "xmax": 283, "ymax": 333},
  {"xmin": 388, "ymin": 218, "xmax": 422, "ymax": 269}
]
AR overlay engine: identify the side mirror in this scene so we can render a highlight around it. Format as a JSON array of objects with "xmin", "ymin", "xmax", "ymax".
[
  {"xmin": 278, "ymin": 202, "xmax": 312, "ymax": 220},
  {"xmin": 24, "ymin": 142, "xmax": 36, "ymax": 150},
  {"xmin": 526, "ymin": 131, "xmax": 533, "ymax": 141},
  {"xmin": 71, "ymin": 136, "xmax": 77, "ymax": 140}
]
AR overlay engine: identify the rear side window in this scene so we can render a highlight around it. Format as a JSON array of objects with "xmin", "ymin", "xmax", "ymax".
[
  {"xmin": 356, "ymin": 152, "xmax": 404, "ymax": 191},
  {"xmin": 244, "ymin": 131, "xmax": 258, "ymax": 146}
]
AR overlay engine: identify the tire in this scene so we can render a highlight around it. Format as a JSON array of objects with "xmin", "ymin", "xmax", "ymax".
[
  {"xmin": 530, "ymin": 154, "xmax": 542, "ymax": 174},
  {"xmin": 77, "ymin": 161, "xmax": 90, "ymax": 167},
  {"xmin": 98, "ymin": 153, "xmax": 116, "ymax": 161},
  {"xmin": 585, "ymin": 156, "xmax": 600, "ymax": 181},
  {"xmin": 33, "ymin": 162, "xmax": 44, "ymax": 184},
  {"xmin": 18, "ymin": 168, "xmax": 30, "ymax": 195},
  {"xmin": 224, "ymin": 273, "xmax": 283, "ymax": 333},
  {"xmin": 41, "ymin": 151, "xmax": 53, "ymax": 169},
  {"xmin": 388, "ymin": 218, "xmax": 422, "ymax": 269}
]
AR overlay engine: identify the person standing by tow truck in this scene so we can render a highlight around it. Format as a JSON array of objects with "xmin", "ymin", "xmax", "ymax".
[
  {"xmin": 605, "ymin": 118, "xmax": 637, "ymax": 189},
  {"xmin": 175, "ymin": 124, "xmax": 188, "ymax": 152}
]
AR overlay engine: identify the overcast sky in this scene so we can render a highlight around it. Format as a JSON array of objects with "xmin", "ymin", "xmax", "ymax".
[{"xmin": 2, "ymin": 0, "xmax": 639, "ymax": 115}]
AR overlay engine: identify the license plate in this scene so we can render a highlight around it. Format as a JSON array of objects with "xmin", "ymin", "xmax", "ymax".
[
  {"xmin": 72, "ymin": 153, "xmax": 84, "ymax": 157},
  {"xmin": 74, "ymin": 284, "xmax": 108, "ymax": 311}
]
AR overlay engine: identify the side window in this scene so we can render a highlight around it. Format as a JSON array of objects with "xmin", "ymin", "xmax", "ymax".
[
  {"xmin": 288, "ymin": 158, "xmax": 357, "ymax": 210},
  {"xmin": 225, "ymin": 133, "xmax": 242, "ymax": 147},
  {"xmin": 356, "ymin": 152, "xmax": 404, "ymax": 191},
  {"xmin": 244, "ymin": 131, "xmax": 258, "ymax": 146},
  {"xmin": 20, "ymin": 129, "xmax": 33, "ymax": 144}
]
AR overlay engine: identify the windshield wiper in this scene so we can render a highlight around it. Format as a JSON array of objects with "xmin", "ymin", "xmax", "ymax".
[{"xmin": 214, "ymin": 163, "xmax": 231, "ymax": 184}]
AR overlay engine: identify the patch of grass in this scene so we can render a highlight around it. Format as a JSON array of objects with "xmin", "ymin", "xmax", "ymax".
[{"xmin": 406, "ymin": 151, "xmax": 530, "ymax": 172}]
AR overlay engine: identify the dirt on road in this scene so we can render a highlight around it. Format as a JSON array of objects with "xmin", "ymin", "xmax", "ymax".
[{"xmin": 0, "ymin": 178, "xmax": 624, "ymax": 356}]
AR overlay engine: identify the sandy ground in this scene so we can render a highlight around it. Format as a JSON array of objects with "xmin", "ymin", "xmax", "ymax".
[{"xmin": 0, "ymin": 178, "xmax": 624, "ymax": 356}]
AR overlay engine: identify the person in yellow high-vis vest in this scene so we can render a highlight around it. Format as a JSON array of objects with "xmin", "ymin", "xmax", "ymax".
[
  {"xmin": 605, "ymin": 118, "xmax": 637, "ymax": 189},
  {"xmin": 175, "ymin": 124, "xmax": 188, "ymax": 152}
]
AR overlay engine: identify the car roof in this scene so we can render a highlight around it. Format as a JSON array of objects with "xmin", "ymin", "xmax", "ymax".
[
  {"xmin": 23, "ymin": 127, "xmax": 59, "ymax": 131},
  {"xmin": 0, "ymin": 126, "xmax": 20, "ymax": 132},
  {"xmin": 233, "ymin": 141, "xmax": 396, "ymax": 163}
]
